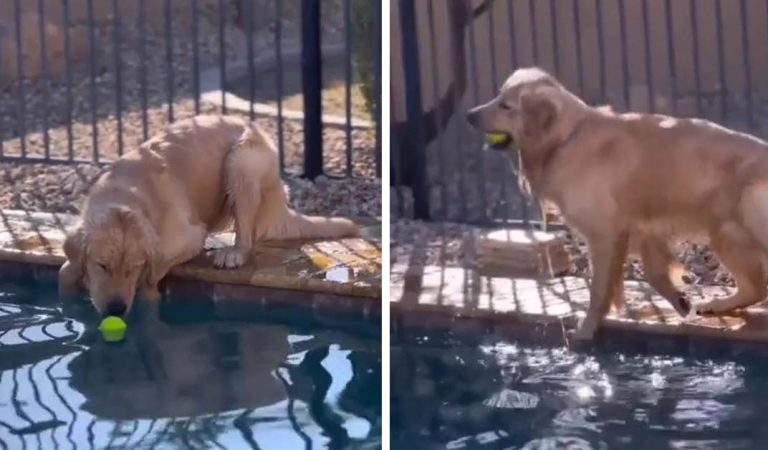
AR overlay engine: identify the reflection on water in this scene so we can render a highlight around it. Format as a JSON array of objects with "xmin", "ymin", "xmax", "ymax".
[
  {"xmin": 392, "ymin": 333, "xmax": 768, "ymax": 450},
  {"xmin": 0, "ymin": 283, "xmax": 381, "ymax": 449}
]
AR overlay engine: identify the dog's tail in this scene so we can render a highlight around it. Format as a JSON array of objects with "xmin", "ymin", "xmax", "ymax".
[
  {"xmin": 257, "ymin": 205, "xmax": 360, "ymax": 241},
  {"xmin": 251, "ymin": 185, "xmax": 360, "ymax": 241}
]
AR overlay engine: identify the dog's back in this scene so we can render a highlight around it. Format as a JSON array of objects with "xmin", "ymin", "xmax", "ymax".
[{"xmin": 94, "ymin": 115, "xmax": 266, "ymax": 232}]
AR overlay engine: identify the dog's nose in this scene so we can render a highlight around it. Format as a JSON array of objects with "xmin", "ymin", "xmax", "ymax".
[
  {"xmin": 105, "ymin": 300, "xmax": 127, "ymax": 317},
  {"xmin": 466, "ymin": 109, "xmax": 479, "ymax": 127}
]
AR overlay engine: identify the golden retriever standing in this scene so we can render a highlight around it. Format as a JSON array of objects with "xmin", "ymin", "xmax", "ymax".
[
  {"xmin": 468, "ymin": 67, "xmax": 768, "ymax": 341},
  {"xmin": 59, "ymin": 115, "xmax": 359, "ymax": 316}
]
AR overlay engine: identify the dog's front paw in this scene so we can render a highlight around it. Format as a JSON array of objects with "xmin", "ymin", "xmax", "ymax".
[
  {"xmin": 141, "ymin": 284, "xmax": 163, "ymax": 301},
  {"xmin": 213, "ymin": 247, "xmax": 249, "ymax": 269},
  {"xmin": 570, "ymin": 326, "xmax": 597, "ymax": 343},
  {"xmin": 569, "ymin": 316, "xmax": 599, "ymax": 343},
  {"xmin": 58, "ymin": 261, "xmax": 83, "ymax": 298}
]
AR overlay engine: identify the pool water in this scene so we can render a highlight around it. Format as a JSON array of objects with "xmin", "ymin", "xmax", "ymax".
[
  {"xmin": 0, "ymin": 283, "xmax": 381, "ymax": 449},
  {"xmin": 391, "ymin": 333, "xmax": 768, "ymax": 450}
]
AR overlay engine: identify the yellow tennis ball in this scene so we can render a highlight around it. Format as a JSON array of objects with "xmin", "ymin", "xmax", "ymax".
[
  {"xmin": 99, "ymin": 316, "xmax": 127, "ymax": 342},
  {"xmin": 485, "ymin": 133, "xmax": 511, "ymax": 146}
]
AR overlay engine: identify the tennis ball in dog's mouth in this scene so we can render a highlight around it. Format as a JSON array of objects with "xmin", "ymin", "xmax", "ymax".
[
  {"xmin": 485, "ymin": 133, "xmax": 511, "ymax": 147},
  {"xmin": 99, "ymin": 316, "xmax": 127, "ymax": 342}
]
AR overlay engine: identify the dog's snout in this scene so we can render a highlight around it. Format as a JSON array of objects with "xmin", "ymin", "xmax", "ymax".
[{"xmin": 105, "ymin": 299, "xmax": 127, "ymax": 317}]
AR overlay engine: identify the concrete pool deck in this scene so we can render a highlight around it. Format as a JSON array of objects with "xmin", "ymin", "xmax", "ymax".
[
  {"xmin": 391, "ymin": 262, "xmax": 768, "ymax": 355},
  {"xmin": 0, "ymin": 209, "xmax": 381, "ymax": 327}
]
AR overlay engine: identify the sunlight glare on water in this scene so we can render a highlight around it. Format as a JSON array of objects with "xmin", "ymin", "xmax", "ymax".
[{"xmin": 393, "ymin": 334, "xmax": 761, "ymax": 449}]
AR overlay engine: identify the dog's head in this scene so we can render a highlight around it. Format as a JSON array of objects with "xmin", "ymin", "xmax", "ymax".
[
  {"xmin": 59, "ymin": 206, "xmax": 159, "ymax": 317},
  {"xmin": 466, "ymin": 67, "xmax": 583, "ymax": 157}
]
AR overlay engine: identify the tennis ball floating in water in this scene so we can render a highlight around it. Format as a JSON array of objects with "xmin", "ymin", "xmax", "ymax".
[
  {"xmin": 99, "ymin": 316, "xmax": 127, "ymax": 342},
  {"xmin": 485, "ymin": 133, "xmax": 511, "ymax": 146}
]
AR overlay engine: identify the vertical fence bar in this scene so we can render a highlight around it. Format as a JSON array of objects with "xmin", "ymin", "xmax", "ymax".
[
  {"xmin": 549, "ymin": 0, "xmax": 560, "ymax": 76},
  {"xmin": 664, "ymin": 0, "xmax": 678, "ymax": 116},
  {"xmin": 715, "ymin": 0, "xmax": 727, "ymax": 121},
  {"xmin": 573, "ymin": 0, "xmax": 584, "ymax": 96},
  {"xmin": 86, "ymin": 0, "xmax": 99, "ymax": 163},
  {"xmin": 218, "ymin": 0, "xmax": 227, "ymax": 114},
  {"xmin": 641, "ymin": 0, "xmax": 655, "ymax": 113},
  {"xmin": 374, "ymin": 0, "xmax": 381, "ymax": 178},
  {"xmin": 246, "ymin": 0, "xmax": 255, "ymax": 120},
  {"xmin": 192, "ymin": 0, "xmax": 201, "ymax": 114},
  {"xmin": 618, "ymin": 0, "xmax": 629, "ymax": 109},
  {"xmin": 427, "ymin": 0, "xmax": 446, "ymax": 218},
  {"xmin": 507, "ymin": 0, "xmax": 518, "ymax": 69},
  {"xmin": 529, "ymin": 0, "xmax": 539, "ymax": 63},
  {"xmin": 138, "ymin": 0, "xmax": 149, "ymax": 140},
  {"xmin": 344, "ymin": 0, "xmax": 353, "ymax": 177},
  {"xmin": 302, "ymin": 0, "xmax": 324, "ymax": 179},
  {"xmin": 0, "ymin": 33, "xmax": 3, "ymax": 158},
  {"xmin": 0, "ymin": 36, "xmax": 2, "ymax": 158},
  {"xmin": 487, "ymin": 2, "xmax": 513, "ymax": 225},
  {"xmin": 467, "ymin": 11, "xmax": 489, "ymax": 222},
  {"xmin": 739, "ymin": 0, "xmax": 754, "ymax": 129},
  {"xmin": 392, "ymin": 87, "xmax": 403, "ymax": 216},
  {"xmin": 595, "ymin": 0, "xmax": 606, "ymax": 103},
  {"xmin": 399, "ymin": 0, "xmax": 430, "ymax": 219},
  {"xmin": 37, "ymin": 0, "xmax": 51, "ymax": 160},
  {"xmin": 689, "ymin": 0, "xmax": 702, "ymax": 117},
  {"xmin": 164, "ymin": 0, "xmax": 175, "ymax": 122},
  {"xmin": 13, "ymin": 0, "xmax": 27, "ymax": 158},
  {"xmin": 63, "ymin": 0, "xmax": 74, "ymax": 161},
  {"xmin": 275, "ymin": 0, "xmax": 286, "ymax": 171},
  {"xmin": 112, "ymin": 0, "xmax": 124, "ymax": 156},
  {"xmin": 453, "ymin": 24, "xmax": 469, "ymax": 221}
]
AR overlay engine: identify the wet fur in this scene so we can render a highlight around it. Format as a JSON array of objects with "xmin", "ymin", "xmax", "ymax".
[
  {"xmin": 467, "ymin": 67, "xmax": 768, "ymax": 341},
  {"xmin": 59, "ymin": 115, "xmax": 359, "ymax": 315}
]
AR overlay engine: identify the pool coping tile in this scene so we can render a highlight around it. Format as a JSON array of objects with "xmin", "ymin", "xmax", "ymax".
[{"xmin": 0, "ymin": 209, "xmax": 381, "ymax": 322}]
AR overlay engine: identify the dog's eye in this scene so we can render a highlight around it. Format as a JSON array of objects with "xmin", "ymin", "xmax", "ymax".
[
  {"xmin": 499, "ymin": 103, "xmax": 512, "ymax": 111},
  {"xmin": 97, "ymin": 263, "xmax": 108, "ymax": 271}
]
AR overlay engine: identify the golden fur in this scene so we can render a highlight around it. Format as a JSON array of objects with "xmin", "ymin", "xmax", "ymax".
[
  {"xmin": 59, "ymin": 115, "xmax": 359, "ymax": 316},
  {"xmin": 468, "ymin": 67, "xmax": 768, "ymax": 341}
]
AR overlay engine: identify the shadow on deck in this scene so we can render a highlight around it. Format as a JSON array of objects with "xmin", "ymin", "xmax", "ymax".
[{"xmin": 391, "ymin": 258, "xmax": 768, "ymax": 358}]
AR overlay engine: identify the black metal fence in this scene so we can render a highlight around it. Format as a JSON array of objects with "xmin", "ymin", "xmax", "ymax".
[
  {"xmin": 392, "ymin": 0, "xmax": 768, "ymax": 224},
  {"xmin": 0, "ymin": 0, "xmax": 381, "ymax": 180}
]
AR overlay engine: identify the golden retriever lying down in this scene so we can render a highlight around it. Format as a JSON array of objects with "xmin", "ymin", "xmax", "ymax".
[
  {"xmin": 468, "ymin": 67, "xmax": 768, "ymax": 341},
  {"xmin": 59, "ymin": 115, "xmax": 358, "ymax": 316}
]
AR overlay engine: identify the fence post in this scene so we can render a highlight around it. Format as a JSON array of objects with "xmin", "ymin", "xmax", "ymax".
[
  {"xmin": 302, "ymin": 0, "xmax": 323, "ymax": 179},
  {"xmin": 398, "ymin": 0, "xmax": 430, "ymax": 219}
]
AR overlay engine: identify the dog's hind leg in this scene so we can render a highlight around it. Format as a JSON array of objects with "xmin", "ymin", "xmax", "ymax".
[
  {"xmin": 609, "ymin": 271, "xmax": 626, "ymax": 315},
  {"xmin": 213, "ymin": 179, "xmax": 261, "ymax": 269},
  {"xmin": 640, "ymin": 237, "xmax": 692, "ymax": 316},
  {"xmin": 573, "ymin": 230, "xmax": 629, "ymax": 341},
  {"xmin": 695, "ymin": 228, "xmax": 767, "ymax": 315},
  {"xmin": 213, "ymin": 135, "xmax": 268, "ymax": 269}
]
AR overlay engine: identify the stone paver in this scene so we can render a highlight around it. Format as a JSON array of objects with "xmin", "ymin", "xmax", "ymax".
[
  {"xmin": 391, "ymin": 263, "xmax": 768, "ymax": 344},
  {"xmin": 0, "ymin": 209, "xmax": 381, "ymax": 299}
]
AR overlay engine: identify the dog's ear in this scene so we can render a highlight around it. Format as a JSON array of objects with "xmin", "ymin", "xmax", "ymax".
[
  {"xmin": 117, "ymin": 208, "xmax": 163, "ymax": 288},
  {"xmin": 59, "ymin": 225, "xmax": 87, "ymax": 296},
  {"xmin": 520, "ymin": 92, "xmax": 556, "ymax": 137}
]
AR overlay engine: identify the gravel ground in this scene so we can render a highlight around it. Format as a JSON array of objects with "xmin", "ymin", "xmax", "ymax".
[
  {"xmin": 0, "ymin": 5, "xmax": 379, "ymax": 218},
  {"xmin": 391, "ymin": 219, "xmax": 735, "ymax": 288}
]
